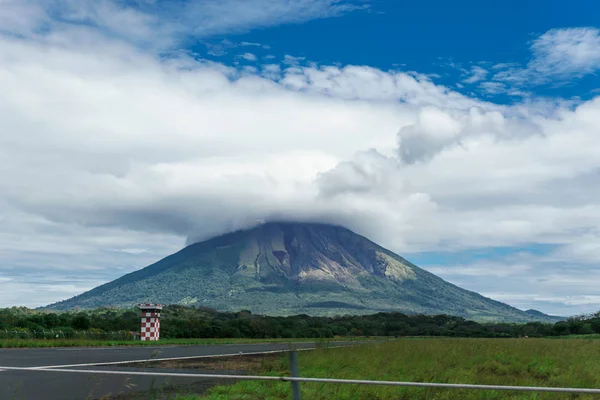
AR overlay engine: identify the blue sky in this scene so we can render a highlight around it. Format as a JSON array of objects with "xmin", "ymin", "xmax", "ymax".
[
  {"xmin": 193, "ymin": 0, "xmax": 600, "ymax": 102},
  {"xmin": 0, "ymin": 0, "xmax": 599, "ymax": 316}
]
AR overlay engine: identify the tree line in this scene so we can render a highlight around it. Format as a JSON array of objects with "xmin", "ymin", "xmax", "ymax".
[{"xmin": 1, "ymin": 305, "xmax": 599, "ymax": 339}]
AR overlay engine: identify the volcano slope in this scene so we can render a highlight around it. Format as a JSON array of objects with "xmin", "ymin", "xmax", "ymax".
[{"xmin": 48, "ymin": 222, "xmax": 559, "ymax": 322}]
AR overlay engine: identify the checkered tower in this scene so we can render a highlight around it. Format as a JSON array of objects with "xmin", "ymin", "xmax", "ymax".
[{"xmin": 138, "ymin": 303, "xmax": 163, "ymax": 341}]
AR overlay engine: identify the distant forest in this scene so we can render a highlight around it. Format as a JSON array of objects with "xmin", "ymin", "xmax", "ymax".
[{"xmin": 1, "ymin": 305, "xmax": 599, "ymax": 339}]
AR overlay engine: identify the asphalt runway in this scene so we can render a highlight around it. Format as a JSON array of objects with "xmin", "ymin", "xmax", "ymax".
[{"xmin": 0, "ymin": 341, "xmax": 349, "ymax": 400}]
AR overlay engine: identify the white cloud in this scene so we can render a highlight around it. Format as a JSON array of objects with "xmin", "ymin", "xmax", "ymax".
[
  {"xmin": 480, "ymin": 293, "xmax": 600, "ymax": 316},
  {"xmin": 493, "ymin": 27, "xmax": 600, "ymax": 87},
  {"xmin": 240, "ymin": 52, "xmax": 257, "ymax": 61},
  {"xmin": 0, "ymin": 0, "xmax": 369, "ymax": 48},
  {"xmin": 0, "ymin": 280, "xmax": 108, "ymax": 308},
  {"xmin": 427, "ymin": 263, "xmax": 531, "ymax": 278},
  {"xmin": 492, "ymin": 63, "xmax": 520, "ymax": 70},
  {"xmin": 530, "ymin": 27, "xmax": 600, "ymax": 78},
  {"xmin": 205, "ymin": 41, "xmax": 268, "ymax": 58},
  {"xmin": 283, "ymin": 54, "xmax": 306, "ymax": 65},
  {"xmin": 262, "ymin": 63, "xmax": 282, "ymax": 80},
  {"xmin": 463, "ymin": 66, "xmax": 488, "ymax": 84},
  {"xmin": 438, "ymin": 258, "xmax": 600, "ymax": 316},
  {"xmin": 546, "ymin": 233, "xmax": 600, "ymax": 264},
  {"xmin": 116, "ymin": 248, "xmax": 150, "ymax": 255},
  {"xmin": 279, "ymin": 65, "xmax": 487, "ymax": 108},
  {"xmin": 0, "ymin": 0, "xmax": 46, "ymax": 35},
  {"xmin": 479, "ymin": 81, "xmax": 506, "ymax": 95},
  {"xmin": 205, "ymin": 39, "xmax": 236, "ymax": 56},
  {"xmin": 396, "ymin": 106, "xmax": 466, "ymax": 163},
  {"xmin": 457, "ymin": 28, "xmax": 600, "ymax": 96},
  {"xmin": 172, "ymin": 0, "xmax": 369, "ymax": 37},
  {"xmin": 240, "ymin": 41, "xmax": 270, "ymax": 49}
]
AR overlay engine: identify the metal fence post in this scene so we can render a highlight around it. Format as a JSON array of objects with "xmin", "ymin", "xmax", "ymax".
[{"xmin": 289, "ymin": 350, "xmax": 301, "ymax": 400}]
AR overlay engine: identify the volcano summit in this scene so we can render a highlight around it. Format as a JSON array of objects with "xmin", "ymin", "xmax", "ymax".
[{"xmin": 49, "ymin": 222, "xmax": 559, "ymax": 322}]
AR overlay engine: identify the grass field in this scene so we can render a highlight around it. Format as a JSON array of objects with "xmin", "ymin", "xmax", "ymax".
[
  {"xmin": 171, "ymin": 338, "xmax": 600, "ymax": 400},
  {"xmin": 553, "ymin": 334, "xmax": 600, "ymax": 339}
]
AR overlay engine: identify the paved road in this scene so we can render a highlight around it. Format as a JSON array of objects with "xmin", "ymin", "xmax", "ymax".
[{"xmin": 0, "ymin": 342, "xmax": 352, "ymax": 399}]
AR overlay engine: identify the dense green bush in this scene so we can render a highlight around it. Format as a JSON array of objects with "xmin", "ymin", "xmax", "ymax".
[{"xmin": 0, "ymin": 305, "xmax": 597, "ymax": 339}]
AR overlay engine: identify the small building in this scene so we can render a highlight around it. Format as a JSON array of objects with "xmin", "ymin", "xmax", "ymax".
[{"xmin": 138, "ymin": 303, "xmax": 163, "ymax": 341}]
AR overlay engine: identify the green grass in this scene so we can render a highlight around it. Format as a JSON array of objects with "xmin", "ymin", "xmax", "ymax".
[
  {"xmin": 174, "ymin": 338, "xmax": 600, "ymax": 400},
  {"xmin": 551, "ymin": 334, "xmax": 600, "ymax": 339},
  {"xmin": 0, "ymin": 336, "xmax": 372, "ymax": 349}
]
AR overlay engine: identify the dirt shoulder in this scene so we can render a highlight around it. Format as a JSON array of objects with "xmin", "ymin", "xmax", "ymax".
[
  {"xmin": 104, "ymin": 353, "xmax": 283, "ymax": 399},
  {"xmin": 122, "ymin": 352, "xmax": 281, "ymax": 372}
]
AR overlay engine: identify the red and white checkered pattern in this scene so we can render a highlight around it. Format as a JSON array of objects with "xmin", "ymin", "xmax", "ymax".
[{"xmin": 138, "ymin": 304, "xmax": 163, "ymax": 342}]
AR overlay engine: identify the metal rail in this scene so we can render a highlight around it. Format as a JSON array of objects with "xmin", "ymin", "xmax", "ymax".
[{"xmin": 2, "ymin": 364, "xmax": 600, "ymax": 395}]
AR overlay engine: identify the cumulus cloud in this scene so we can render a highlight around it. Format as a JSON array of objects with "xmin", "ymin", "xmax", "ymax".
[
  {"xmin": 1, "ymin": 5, "xmax": 600, "ymax": 313},
  {"xmin": 3, "ymin": 35, "xmax": 598, "ymax": 251}
]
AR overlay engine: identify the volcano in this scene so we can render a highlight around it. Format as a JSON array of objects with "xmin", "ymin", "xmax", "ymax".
[{"xmin": 48, "ymin": 222, "xmax": 559, "ymax": 322}]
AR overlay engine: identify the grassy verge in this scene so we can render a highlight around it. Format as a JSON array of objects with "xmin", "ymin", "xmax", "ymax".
[
  {"xmin": 173, "ymin": 338, "xmax": 600, "ymax": 400},
  {"xmin": 0, "ymin": 336, "xmax": 373, "ymax": 349},
  {"xmin": 551, "ymin": 334, "xmax": 600, "ymax": 339}
]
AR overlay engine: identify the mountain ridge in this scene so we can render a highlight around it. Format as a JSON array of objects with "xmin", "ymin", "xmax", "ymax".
[{"xmin": 47, "ymin": 222, "xmax": 563, "ymax": 322}]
